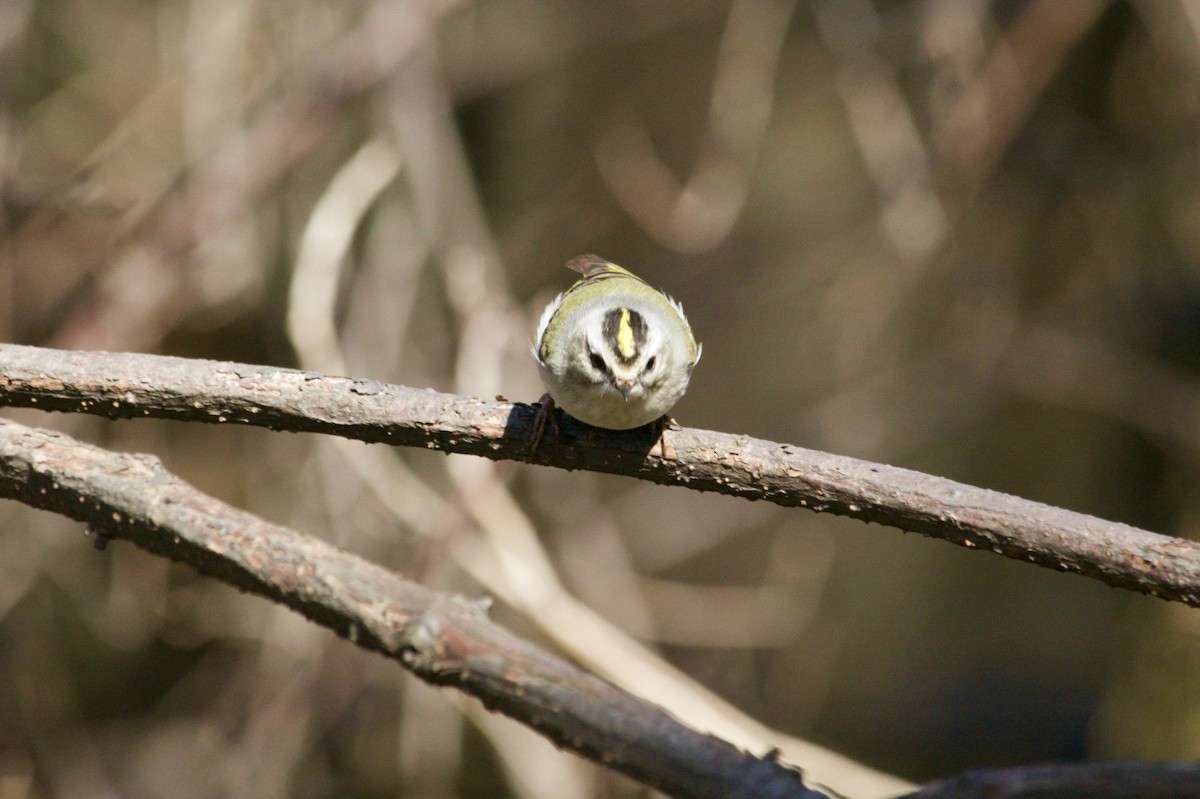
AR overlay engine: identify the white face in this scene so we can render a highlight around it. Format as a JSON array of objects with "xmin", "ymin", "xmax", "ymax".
[
  {"xmin": 535, "ymin": 289, "xmax": 698, "ymax": 429},
  {"xmin": 576, "ymin": 306, "xmax": 669, "ymax": 401}
]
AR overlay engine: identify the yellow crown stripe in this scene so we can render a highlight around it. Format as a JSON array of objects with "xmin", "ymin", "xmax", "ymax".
[{"xmin": 616, "ymin": 308, "xmax": 636, "ymax": 360}]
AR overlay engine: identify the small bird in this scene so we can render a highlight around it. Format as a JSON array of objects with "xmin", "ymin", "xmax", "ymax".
[{"xmin": 532, "ymin": 254, "xmax": 701, "ymax": 434}]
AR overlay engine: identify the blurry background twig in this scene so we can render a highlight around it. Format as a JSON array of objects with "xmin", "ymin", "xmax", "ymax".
[{"xmin": 4, "ymin": 0, "xmax": 1200, "ymax": 796}]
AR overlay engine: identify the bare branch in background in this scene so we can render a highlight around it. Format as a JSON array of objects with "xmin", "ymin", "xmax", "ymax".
[
  {"xmin": 996, "ymin": 324, "xmax": 1200, "ymax": 462},
  {"xmin": 1, "ymin": 342, "xmax": 1198, "ymax": 610},
  {"xmin": 48, "ymin": 0, "xmax": 443, "ymax": 352},
  {"xmin": 594, "ymin": 0, "xmax": 797, "ymax": 253},
  {"xmin": 931, "ymin": 0, "xmax": 1113, "ymax": 195},
  {"xmin": 815, "ymin": 0, "xmax": 1112, "ymax": 263},
  {"xmin": 813, "ymin": 0, "xmax": 949, "ymax": 264},
  {"xmin": 0, "ymin": 418, "xmax": 829, "ymax": 799}
]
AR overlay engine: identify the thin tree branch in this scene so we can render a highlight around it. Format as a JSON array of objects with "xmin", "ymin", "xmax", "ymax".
[
  {"xmin": 899, "ymin": 760, "xmax": 1200, "ymax": 799},
  {"xmin": 1, "ymin": 343, "xmax": 1198, "ymax": 608},
  {"xmin": 0, "ymin": 417, "xmax": 826, "ymax": 799}
]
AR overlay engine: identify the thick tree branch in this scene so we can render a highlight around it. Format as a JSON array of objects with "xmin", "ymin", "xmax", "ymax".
[
  {"xmin": 0, "ymin": 418, "xmax": 826, "ymax": 799},
  {"xmin": 1, "ymin": 343, "xmax": 1198, "ymax": 607}
]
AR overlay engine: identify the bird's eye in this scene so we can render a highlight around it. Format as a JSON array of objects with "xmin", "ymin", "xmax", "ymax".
[
  {"xmin": 644, "ymin": 356, "xmax": 657, "ymax": 372},
  {"xmin": 589, "ymin": 351, "xmax": 606, "ymax": 372}
]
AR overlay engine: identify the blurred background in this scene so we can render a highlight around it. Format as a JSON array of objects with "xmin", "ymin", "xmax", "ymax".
[{"xmin": 3, "ymin": 0, "xmax": 1200, "ymax": 796}]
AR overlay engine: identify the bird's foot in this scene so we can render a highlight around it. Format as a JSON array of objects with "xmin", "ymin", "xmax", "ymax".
[
  {"xmin": 652, "ymin": 415, "xmax": 679, "ymax": 459},
  {"xmin": 528, "ymin": 393, "xmax": 558, "ymax": 454}
]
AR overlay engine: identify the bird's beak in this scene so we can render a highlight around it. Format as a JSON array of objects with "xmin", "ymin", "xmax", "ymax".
[{"xmin": 612, "ymin": 379, "xmax": 633, "ymax": 400}]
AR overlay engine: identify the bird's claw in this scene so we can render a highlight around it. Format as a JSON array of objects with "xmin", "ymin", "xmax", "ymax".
[{"xmin": 528, "ymin": 394, "xmax": 558, "ymax": 454}]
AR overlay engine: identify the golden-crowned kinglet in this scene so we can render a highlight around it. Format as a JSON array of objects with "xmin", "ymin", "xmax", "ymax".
[{"xmin": 533, "ymin": 254, "xmax": 701, "ymax": 430}]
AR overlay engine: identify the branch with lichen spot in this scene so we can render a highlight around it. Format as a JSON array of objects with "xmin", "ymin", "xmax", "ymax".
[{"xmin": 1, "ymin": 342, "xmax": 1198, "ymax": 608}]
